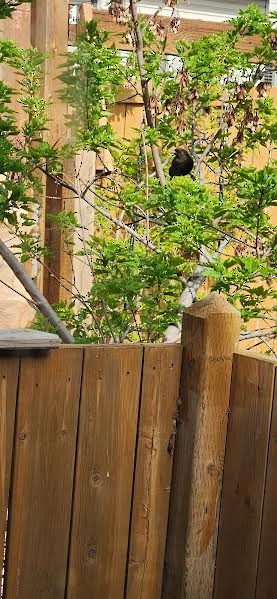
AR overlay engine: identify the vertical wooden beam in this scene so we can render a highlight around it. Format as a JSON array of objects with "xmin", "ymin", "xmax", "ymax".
[
  {"xmin": 73, "ymin": 150, "xmax": 96, "ymax": 301},
  {"xmin": 78, "ymin": 2, "xmax": 94, "ymax": 31},
  {"xmin": 0, "ymin": 357, "xmax": 19, "ymax": 576},
  {"xmin": 163, "ymin": 292, "xmax": 240, "ymax": 599},
  {"xmin": 214, "ymin": 352, "xmax": 276, "ymax": 599},
  {"xmin": 66, "ymin": 346, "xmax": 143, "ymax": 599},
  {"xmin": 4, "ymin": 348, "xmax": 83, "ymax": 598},
  {"xmin": 0, "ymin": 4, "xmax": 36, "ymax": 314},
  {"xmin": 126, "ymin": 345, "xmax": 182, "ymax": 599},
  {"xmin": 30, "ymin": 0, "xmax": 70, "ymax": 304},
  {"xmin": 0, "ymin": 3, "xmax": 31, "ymax": 117},
  {"xmin": 251, "ymin": 363, "xmax": 277, "ymax": 599}
]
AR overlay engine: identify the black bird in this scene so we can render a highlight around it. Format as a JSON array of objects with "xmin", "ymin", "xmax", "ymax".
[{"xmin": 169, "ymin": 148, "xmax": 194, "ymax": 178}]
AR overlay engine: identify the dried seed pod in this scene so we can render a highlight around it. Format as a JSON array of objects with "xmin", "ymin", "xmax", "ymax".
[
  {"xmin": 235, "ymin": 129, "xmax": 244, "ymax": 144},
  {"xmin": 123, "ymin": 31, "xmax": 133, "ymax": 45},
  {"xmin": 164, "ymin": 99, "xmax": 173, "ymax": 115},
  {"xmin": 268, "ymin": 32, "xmax": 277, "ymax": 50},
  {"xmin": 174, "ymin": 94, "xmax": 185, "ymax": 114},
  {"xmin": 176, "ymin": 69, "xmax": 190, "ymax": 88},
  {"xmin": 256, "ymin": 81, "xmax": 268, "ymax": 97},
  {"xmin": 149, "ymin": 20, "xmax": 166, "ymax": 41},
  {"xmin": 170, "ymin": 17, "xmax": 180, "ymax": 33},
  {"xmin": 176, "ymin": 116, "xmax": 186, "ymax": 134},
  {"xmin": 187, "ymin": 88, "xmax": 199, "ymax": 102},
  {"xmin": 234, "ymin": 84, "xmax": 248, "ymax": 101},
  {"xmin": 109, "ymin": 0, "xmax": 131, "ymax": 25},
  {"xmin": 236, "ymin": 151, "xmax": 243, "ymax": 167},
  {"xmin": 149, "ymin": 94, "xmax": 162, "ymax": 113}
]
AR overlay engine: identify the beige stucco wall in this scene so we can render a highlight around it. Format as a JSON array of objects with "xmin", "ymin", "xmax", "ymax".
[
  {"xmin": 0, "ymin": 227, "xmax": 35, "ymax": 327},
  {"xmin": 0, "ymin": 4, "xmax": 34, "ymax": 328}
]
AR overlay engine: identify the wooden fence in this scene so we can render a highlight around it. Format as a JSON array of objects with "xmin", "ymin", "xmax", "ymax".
[{"xmin": 0, "ymin": 293, "xmax": 276, "ymax": 599}]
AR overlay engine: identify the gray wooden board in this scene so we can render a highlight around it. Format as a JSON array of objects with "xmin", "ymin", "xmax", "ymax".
[{"xmin": 0, "ymin": 329, "xmax": 61, "ymax": 349}]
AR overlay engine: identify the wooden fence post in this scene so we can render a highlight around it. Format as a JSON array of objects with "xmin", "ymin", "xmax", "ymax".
[
  {"xmin": 162, "ymin": 292, "xmax": 240, "ymax": 599},
  {"xmin": 31, "ymin": 0, "xmax": 72, "ymax": 303}
]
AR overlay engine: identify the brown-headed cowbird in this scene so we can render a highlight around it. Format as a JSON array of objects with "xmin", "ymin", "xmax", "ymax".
[{"xmin": 169, "ymin": 148, "xmax": 194, "ymax": 178}]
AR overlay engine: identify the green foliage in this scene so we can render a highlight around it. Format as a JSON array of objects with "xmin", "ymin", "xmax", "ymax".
[
  {"xmin": 33, "ymin": 238, "xmax": 184, "ymax": 342},
  {"xmin": 83, "ymin": 239, "xmax": 183, "ymax": 341},
  {"xmin": 59, "ymin": 20, "xmax": 124, "ymax": 151},
  {"xmin": 205, "ymin": 256, "xmax": 276, "ymax": 321},
  {"xmin": 0, "ymin": 0, "xmax": 30, "ymax": 19},
  {"xmin": 0, "ymin": 42, "xmax": 62, "ymax": 226},
  {"xmin": 1, "ymin": 5, "xmax": 277, "ymax": 348}
]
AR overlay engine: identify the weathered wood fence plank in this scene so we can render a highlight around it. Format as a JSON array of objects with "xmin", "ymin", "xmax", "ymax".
[
  {"xmin": 163, "ymin": 293, "xmax": 240, "ymax": 599},
  {"xmin": 126, "ymin": 345, "xmax": 182, "ymax": 599},
  {"xmin": 254, "ymin": 363, "xmax": 277, "ymax": 599},
  {"xmin": 4, "ymin": 348, "xmax": 83, "ymax": 599},
  {"xmin": 214, "ymin": 352, "xmax": 276, "ymax": 599},
  {"xmin": 66, "ymin": 346, "xmax": 143, "ymax": 599},
  {"xmin": 0, "ymin": 357, "xmax": 19, "ymax": 573}
]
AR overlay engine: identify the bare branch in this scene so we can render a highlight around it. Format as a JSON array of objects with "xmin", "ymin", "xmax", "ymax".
[
  {"xmin": 240, "ymin": 328, "xmax": 276, "ymax": 341},
  {"xmin": 0, "ymin": 278, "xmax": 37, "ymax": 309},
  {"xmin": 41, "ymin": 167, "xmax": 159, "ymax": 252},
  {"xmin": 164, "ymin": 238, "xmax": 230, "ymax": 342},
  {"xmin": 0, "ymin": 238, "xmax": 74, "ymax": 344},
  {"xmin": 129, "ymin": 0, "xmax": 166, "ymax": 187}
]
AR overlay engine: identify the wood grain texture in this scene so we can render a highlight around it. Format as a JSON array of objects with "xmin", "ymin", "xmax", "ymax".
[
  {"xmin": 0, "ymin": 357, "xmax": 19, "ymax": 575},
  {"xmin": 59, "ymin": 157, "xmax": 76, "ymax": 303},
  {"xmin": 66, "ymin": 346, "xmax": 143, "ymax": 599},
  {"xmin": 0, "ymin": 4, "xmax": 31, "ymax": 121},
  {"xmin": 31, "ymin": 0, "xmax": 70, "ymax": 303},
  {"xmin": 214, "ymin": 352, "xmax": 276, "ymax": 599},
  {"xmin": 4, "ymin": 348, "xmax": 83, "ymax": 599},
  {"xmin": 69, "ymin": 8, "xmax": 261, "ymax": 55},
  {"xmin": 73, "ymin": 150, "xmax": 96, "ymax": 299},
  {"xmin": 126, "ymin": 345, "xmax": 182, "ymax": 599},
  {"xmin": 0, "ymin": 329, "xmax": 60, "ymax": 349},
  {"xmin": 163, "ymin": 293, "xmax": 240, "ymax": 599},
  {"xmin": 254, "ymin": 364, "xmax": 277, "ymax": 599},
  {"xmin": 77, "ymin": 3, "xmax": 94, "ymax": 34}
]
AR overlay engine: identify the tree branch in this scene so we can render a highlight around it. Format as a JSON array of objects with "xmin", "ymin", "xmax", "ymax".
[
  {"xmin": 129, "ymin": 0, "xmax": 166, "ymax": 187},
  {"xmin": 0, "ymin": 238, "xmax": 74, "ymax": 344},
  {"xmin": 164, "ymin": 238, "xmax": 230, "ymax": 341},
  {"xmin": 240, "ymin": 328, "xmax": 276, "ymax": 341},
  {"xmin": 41, "ymin": 168, "xmax": 159, "ymax": 252}
]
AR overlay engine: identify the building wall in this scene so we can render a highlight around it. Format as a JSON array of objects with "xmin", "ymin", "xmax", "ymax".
[
  {"xmin": 0, "ymin": 4, "xmax": 35, "ymax": 328},
  {"xmin": 96, "ymin": 0, "xmax": 268, "ymax": 20}
]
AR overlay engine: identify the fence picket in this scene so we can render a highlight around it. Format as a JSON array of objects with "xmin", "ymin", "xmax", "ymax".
[
  {"xmin": 0, "ymin": 357, "xmax": 19, "ymax": 587},
  {"xmin": 255, "ymin": 364, "xmax": 277, "ymax": 599},
  {"xmin": 66, "ymin": 346, "xmax": 143, "ymax": 599},
  {"xmin": 126, "ymin": 345, "xmax": 182, "ymax": 599},
  {"xmin": 214, "ymin": 352, "xmax": 276, "ymax": 599},
  {"xmin": 4, "ymin": 348, "xmax": 83, "ymax": 599}
]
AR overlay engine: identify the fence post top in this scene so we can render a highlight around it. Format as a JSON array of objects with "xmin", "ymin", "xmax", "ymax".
[{"xmin": 184, "ymin": 292, "xmax": 240, "ymax": 319}]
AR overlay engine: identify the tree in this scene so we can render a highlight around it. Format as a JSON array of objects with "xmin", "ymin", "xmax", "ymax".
[
  {"xmin": 0, "ymin": 1, "xmax": 73, "ymax": 342},
  {"xmin": 1, "ymin": 1, "xmax": 276, "ymax": 350}
]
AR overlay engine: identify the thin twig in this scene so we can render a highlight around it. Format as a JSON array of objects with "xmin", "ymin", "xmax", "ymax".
[
  {"xmin": 0, "ymin": 237, "xmax": 74, "ymax": 343},
  {"xmin": 0, "ymin": 278, "xmax": 37, "ymax": 309},
  {"xmin": 40, "ymin": 167, "xmax": 159, "ymax": 252},
  {"xmin": 129, "ymin": 0, "xmax": 166, "ymax": 187}
]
